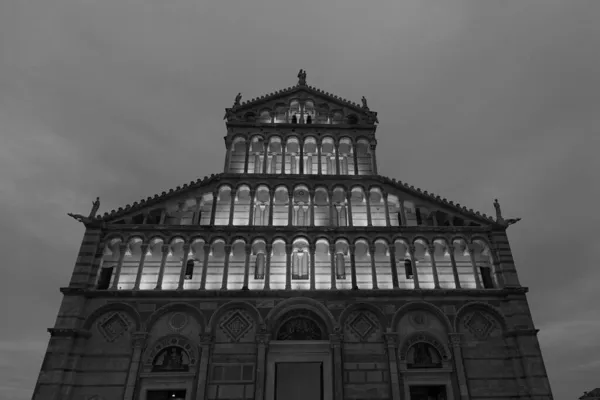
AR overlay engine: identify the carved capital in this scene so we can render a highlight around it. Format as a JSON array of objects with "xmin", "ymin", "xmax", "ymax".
[
  {"xmin": 245, "ymin": 243, "xmax": 252, "ymax": 255},
  {"xmin": 408, "ymin": 245, "xmax": 416, "ymax": 254},
  {"xmin": 329, "ymin": 334, "xmax": 343, "ymax": 348},
  {"xmin": 161, "ymin": 244, "xmax": 170, "ymax": 254},
  {"xmin": 119, "ymin": 243, "xmax": 128, "ymax": 252},
  {"xmin": 384, "ymin": 333, "xmax": 399, "ymax": 348},
  {"xmin": 256, "ymin": 334, "xmax": 271, "ymax": 347},
  {"xmin": 182, "ymin": 244, "xmax": 191, "ymax": 252},
  {"xmin": 200, "ymin": 333, "xmax": 214, "ymax": 345},
  {"xmin": 140, "ymin": 244, "xmax": 149, "ymax": 252},
  {"xmin": 448, "ymin": 333, "xmax": 463, "ymax": 347},
  {"xmin": 132, "ymin": 332, "xmax": 148, "ymax": 349}
]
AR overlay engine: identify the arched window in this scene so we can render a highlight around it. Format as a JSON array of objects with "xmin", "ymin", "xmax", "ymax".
[
  {"xmin": 407, "ymin": 343, "xmax": 442, "ymax": 369},
  {"xmin": 292, "ymin": 250, "xmax": 309, "ymax": 280},
  {"xmin": 152, "ymin": 346, "xmax": 190, "ymax": 372}
]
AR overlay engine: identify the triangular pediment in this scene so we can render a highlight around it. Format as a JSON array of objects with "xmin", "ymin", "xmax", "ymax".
[
  {"xmin": 224, "ymin": 83, "xmax": 378, "ymax": 125},
  {"xmin": 93, "ymin": 173, "xmax": 500, "ymax": 228}
]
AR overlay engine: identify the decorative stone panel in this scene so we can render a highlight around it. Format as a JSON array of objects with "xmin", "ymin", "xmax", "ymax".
[
  {"xmin": 97, "ymin": 312, "xmax": 131, "ymax": 342},
  {"xmin": 463, "ymin": 311, "xmax": 495, "ymax": 340},
  {"xmin": 218, "ymin": 309, "xmax": 254, "ymax": 342},
  {"xmin": 398, "ymin": 331, "xmax": 450, "ymax": 362},
  {"xmin": 344, "ymin": 310, "xmax": 382, "ymax": 342}
]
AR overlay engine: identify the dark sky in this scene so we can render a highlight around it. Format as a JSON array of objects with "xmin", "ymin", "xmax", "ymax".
[{"xmin": 1, "ymin": 0, "xmax": 598, "ymax": 399}]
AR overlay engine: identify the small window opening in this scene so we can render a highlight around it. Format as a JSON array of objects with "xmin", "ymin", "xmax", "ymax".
[
  {"xmin": 480, "ymin": 266, "xmax": 494, "ymax": 288},
  {"xmin": 185, "ymin": 260, "xmax": 194, "ymax": 279},
  {"xmin": 97, "ymin": 266, "xmax": 113, "ymax": 290},
  {"xmin": 404, "ymin": 259, "xmax": 414, "ymax": 279}
]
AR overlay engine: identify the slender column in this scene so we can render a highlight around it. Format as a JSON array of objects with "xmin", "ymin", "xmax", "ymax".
[
  {"xmin": 309, "ymin": 243, "xmax": 316, "ymax": 290},
  {"xmin": 349, "ymin": 244, "xmax": 358, "ymax": 290},
  {"xmin": 448, "ymin": 244, "xmax": 461, "ymax": 289},
  {"xmin": 353, "ymin": 141, "xmax": 359, "ymax": 175},
  {"xmin": 262, "ymin": 141, "xmax": 269, "ymax": 174},
  {"xmin": 281, "ymin": 139, "xmax": 286, "ymax": 174},
  {"xmin": 177, "ymin": 244, "xmax": 190, "ymax": 290},
  {"xmin": 209, "ymin": 190, "xmax": 218, "ymax": 225},
  {"xmin": 228, "ymin": 190, "xmax": 236, "ymax": 225},
  {"xmin": 428, "ymin": 245, "xmax": 441, "ymax": 289},
  {"xmin": 248, "ymin": 190, "xmax": 256, "ymax": 225},
  {"xmin": 288, "ymin": 193, "xmax": 294, "ymax": 226},
  {"xmin": 255, "ymin": 334, "xmax": 271, "ymax": 400},
  {"xmin": 110, "ymin": 243, "xmax": 127, "ymax": 290},
  {"xmin": 365, "ymin": 190, "xmax": 373, "ymax": 226},
  {"xmin": 285, "ymin": 244, "xmax": 293, "ymax": 290},
  {"xmin": 330, "ymin": 333, "xmax": 344, "ymax": 400},
  {"xmin": 155, "ymin": 244, "xmax": 169, "ymax": 290},
  {"xmin": 467, "ymin": 244, "xmax": 483, "ymax": 289},
  {"xmin": 449, "ymin": 333, "xmax": 470, "ymax": 400},
  {"xmin": 299, "ymin": 138, "xmax": 304, "ymax": 174},
  {"xmin": 195, "ymin": 334, "xmax": 214, "ymax": 400},
  {"xmin": 193, "ymin": 197, "xmax": 203, "ymax": 225},
  {"xmin": 133, "ymin": 244, "xmax": 148, "ymax": 290},
  {"xmin": 388, "ymin": 245, "xmax": 399, "ymax": 289},
  {"xmin": 382, "ymin": 191, "xmax": 390, "ymax": 226},
  {"xmin": 335, "ymin": 139, "xmax": 340, "ymax": 175},
  {"xmin": 264, "ymin": 244, "xmax": 272, "ymax": 290},
  {"xmin": 328, "ymin": 191, "xmax": 335, "ymax": 226},
  {"xmin": 489, "ymin": 248, "xmax": 505, "ymax": 288},
  {"xmin": 384, "ymin": 333, "xmax": 402, "ymax": 400},
  {"xmin": 123, "ymin": 332, "xmax": 148, "ymax": 400},
  {"xmin": 330, "ymin": 243, "xmax": 337, "ymax": 290},
  {"xmin": 346, "ymin": 192, "xmax": 354, "ymax": 227},
  {"xmin": 398, "ymin": 201, "xmax": 407, "ymax": 226},
  {"xmin": 310, "ymin": 191, "xmax": 315, "ymax": 227},
  {"xmin": 408, "ymin": 245, "xmax": 420, "ymax": 289},
  {"xmin": 221, "ymin": 244, "xmax": 232, "ymax": 290},
  {"xmin": 158, "ymin": 209, "xmax": 166, "ymax": 224},
  {"xmin": 242, "ymin": 243, "xmax": 251, "ymax": 290},
  {"xmin": 317, "ymin": 138, "xmax": 322, "ymax": 175},
  {"xmin": 200, "ymin": 243, "xmax": 210, "ymax": 290},
  {"xmin": 223, "ymin": 138, "xmax": 232, "ymax": 172},
  {"xmin": 369, "ymin": 244, "xmax": 378, "ymax": 289},
  {"xmin": 244, "ymin": 140, "xmax": 251, "ymax": 173},
  {"xmin": 268, "ymin": 189, "xmax": 274, "ymax": 226},
  {"xmin": 370, "ymin": 141, "xmax": 378, "ymax": 175}
]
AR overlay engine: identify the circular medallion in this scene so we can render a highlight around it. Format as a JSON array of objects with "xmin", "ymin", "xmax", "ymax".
[
  {"xmin": 410, "ymin": 312, "xmax": 428, "ymax": 328},
  {"xmin": 169, "ymin": 313, "xmax": 188, "ymax": 332}
]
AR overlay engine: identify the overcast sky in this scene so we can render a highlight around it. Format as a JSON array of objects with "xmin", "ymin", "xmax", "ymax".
[{"xmin": 1, "ymin": 0, "xmax": 599, "ymax": 398}]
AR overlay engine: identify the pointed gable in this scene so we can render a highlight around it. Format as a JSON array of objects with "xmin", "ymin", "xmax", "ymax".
[{"xmin": 224, "ymin": 71, "xmax": 378, "ymax": 125}]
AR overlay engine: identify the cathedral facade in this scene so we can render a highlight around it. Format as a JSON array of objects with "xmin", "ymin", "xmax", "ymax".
[{"xmin": 32, "ymin": 71, "xmax": 554, "ymax": 400}]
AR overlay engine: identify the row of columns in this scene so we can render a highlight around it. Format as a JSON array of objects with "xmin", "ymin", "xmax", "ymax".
[
  {"xmin": 106, "ymin": 241, "xmax": 489, "ymax": 291},
  {"xmin": 224, "ymin": 138, "xmax": 378, "ymax": 176}
]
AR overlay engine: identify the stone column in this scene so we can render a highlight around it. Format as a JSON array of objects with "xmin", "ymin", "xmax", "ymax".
[
  {"xmin": 123, "ymin": 332, "xmax": 148, "ymax": 400},
  {"xmin": 254, "ymin": 333, "xmax": 271, "ymax": 400},
  {"xmin": 264, "ymin": 244, "xmax": 272, "ymax": 290},
  {"xmin": 428, "ymin": 245, "xmax": 441, "ymax": 289},
  {"xmin": 299, "ymin": 138, "xmax": 304, "ymax": 175},
  {"xmin": 288, "ymin": 193, "xmax": 294, "ymax": 226},
  {"xmin": 382, "ymin": 190, "xmax": 391, "ymax": 226},
  {"xmin": 200, "ymin": 243, "xmax": 211, "ymax": 290},
  {"xmin": 388, "ymin": 245, "xmax": 399, "ymax": 289},
  {"xmin": 489, "ymin": 248, "xmax": 506, "ymax": 288},
  {"xmin": 133, "ymin": 244, "xmax": 149, "ymax": 290},
  {"xmin": 268, "ymin": 189, "xmax": 274, "ymax": 226},
  {"xmin": 243, "ymin": 243, "xmax": 251, "ymax": 290},
  {"xmin": 248, "ymin": 190, "xmax": 256, "ymax": 226},
  {"xmin": 110, "ymin": 243, "xmax": 127, "ymax": 290},
  {"xmin": 285, "ymin": 243, "xmax": 293, "ymax": 290},
  {"xmin": 449, "ymin": 333, "xmax": 470, "ymax": 400},
  {"xmin": 155, "ymin": 244, "xmax": 169, "ymax": 290},
  {"xmin": 228, "ymin": 190, "xmax": 236, "ymax": 225},
  {"xmin": 328, "ymin": 191, "xmax": 335, "ymax": 226},
  {"xmin": 262, "ymin": 141, "xmax": 269, "ymax": 174},
  {"xmin": 384, "ymin": 333, "xmax": 401, "ymax": 400},
  {"xmin": 221, "ymin": 244, "xmax": 232, "ymax": 290},
  {"xmin": 467, "ymin": 245, "xmax": 483, "ymax": 289},
  {"xmin": 330, "ymin": 332, "xmax": 344, "ymax": 400},
  {"xmin": 369, "ymin": 244, "xmax": 378, "ymax": 289},
  {"xmin": 398, "ymin": 201, "xmax": 407, "ymax": 226},
  {"xmin": 88, "ymin": 240, "xmax": 105, "ymax": 288},
  {"xmin": 334, "ymin": 139, "xmax": 341, "ymax": 175},
  {"xmin": 177, "ymin": 244, "xmax": 190, "ymax": 290},
  {"xmin": 353, "ymin": 141, "xmax": 359, "ymax": 175},
  {"xmin": 309, "ymin": 243, "xmax": 316, "ymax": 290},
  {"xmin": 310, "ymin": 190, "xmax": 315, "ymax": 227},
  {"xmin": 317, "ymin": 138, "xmax": 322, "ymax": 175},
  {"xmin": 365, "ymin": 190, "xmax": 373, "ymax": 226},
  {"xmin": 370, "ymin": 141, "xmax": 378, "ymax": 175},
  {"xmin": 193, "ymin": 197, "xmax": 203, "ymax": 225},
  {"xmin": 195, "ymin": 333, "xmax": 214, "ymax": 400},
  {"xmin": 349, "ymin": 244, "xmax": 358, "ymax": 290},
  {"xmin": 223, "ymin": 137, "xmax": 232, "ymax": 172},
  {"xmin": 407, "ymin": 245, "xmax": 420, "ymax": 289},
  {"xmin": 447, "ymin": 244, "xmax": 461, "ymax": 289},
  {"xmin": 244, "ymin": 140, "xmax": 251, "ymax": 173},
  {"xmin": 346, "ymin": 191, "xmax": 354, "ymax": 227},
  {"xmin": 209, "ymin": 190, "xmax": 218, "ymax": 226},
  {"xmin": 330, "ymin": 243, "xmax": 337, "ymax": 290}
]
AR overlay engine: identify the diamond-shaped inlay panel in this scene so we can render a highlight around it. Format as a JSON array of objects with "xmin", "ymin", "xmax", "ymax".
[
  {"xmin": 464, "ymin": 311, "xmax": 494, "ymax": 339},
  {"xmin": 219, "ymin": 311, "xmax": 253, "ymax": 342},
  {"xmin": 348, "ymin": 313, "xmax": 376, "ymax": 341},
  {"xmin": 98, "ymin": 312, "xmax": 130, "ymax": 342}
]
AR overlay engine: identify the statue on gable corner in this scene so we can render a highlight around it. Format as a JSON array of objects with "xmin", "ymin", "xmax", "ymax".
[
  {"xmin": 89, "ymin": 197, "xmax": 100, "ymax": 218},
  {"xmin": 68, "ymin": 196, "xmax": 100, "ymax": 224},
  {"xmin": 361, "ymin": 96, "xmax": 369, "ymax": 109},
  {"xmin": 494, "ymin": 199, "xmax": 521, "ymax": 227},
  {"xmin": 234, "ymin": 93, "xmax": 242, "ymax": 107},
  {"xmin": 297, "ymin": 69, "xmax": 307, "ymax": 86}
]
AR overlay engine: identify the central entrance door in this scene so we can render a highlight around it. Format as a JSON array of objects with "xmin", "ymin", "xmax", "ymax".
[
  {"xmin": 265, "ymin": 341, "xmax": 333, "ymax": 400},
  {"xmin": 275, "ymin": 362, "xmax": 323, "ymax": 400}
]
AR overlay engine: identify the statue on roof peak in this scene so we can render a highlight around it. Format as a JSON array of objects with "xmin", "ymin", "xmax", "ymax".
[
  {"xmin": 233, "ymin": 93, "xmax": 242, "ymax": 108},
  {"xmin": 297, "ymin": 69, "xmax": 307, "ymax": 86},
  {"xmin": 361, "ymin": 96, "xmax": 369, "ymax": 110}
]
